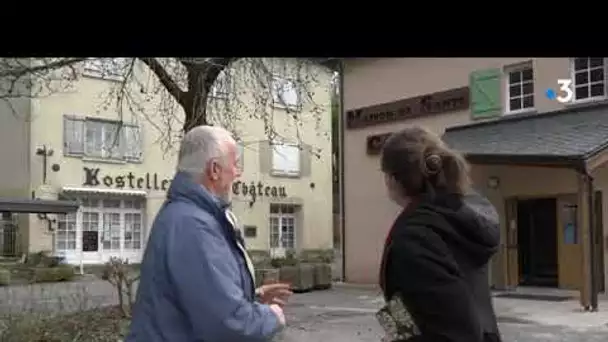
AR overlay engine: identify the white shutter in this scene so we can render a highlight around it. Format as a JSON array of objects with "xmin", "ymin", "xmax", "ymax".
[
  {"xmin": 124, "ymin": 125, "xmax": 143, "ymax": 161},
  {"xmin": 280, "ymin": 80, "xmax": 299, "ymax": 107},
  {"xmin": 271, "ymin": 77, "xmax": 299, "ymax": 108},
  {"xmin": 85, "ymin": 121, "xmax": 103, "ymax": 157},
  {"xmin": 271, "ymin": 144, "xmax": 300, "ymax": 175},
  {"xmin": 63, "ymin": 116, "xmax": 84, "ymax": 155}
]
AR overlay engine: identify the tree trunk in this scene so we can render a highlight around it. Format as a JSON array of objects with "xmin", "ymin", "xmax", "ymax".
[
  {"xmin": 183, "ymin": 66, "xmax": 212, "ymax": 132},
  {"xmin": 183, "ymin": 102, "xmax": 208, "ymax": 132}
]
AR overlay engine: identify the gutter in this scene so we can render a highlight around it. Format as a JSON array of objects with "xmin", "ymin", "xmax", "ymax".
[{"xmin": 338, "ymin": 60, "xmax": 346, "ymax": 282}]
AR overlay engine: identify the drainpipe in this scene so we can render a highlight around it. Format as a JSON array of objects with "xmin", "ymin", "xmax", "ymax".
[
  {"xmin": 579, "ymin": 162, "xmax": 598, "ymax": 311},
  {"xmin": 338, "ymin": 61, "xmax": 346, "ymax": 282},
  {"xmin": 587, "ymin": 171, "xmax": 598, "ymax": 311}
]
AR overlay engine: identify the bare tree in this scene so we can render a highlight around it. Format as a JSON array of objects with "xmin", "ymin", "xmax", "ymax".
[{"xmin": 0, "ymin": 57, "xmax": 338, "ymax": 155}]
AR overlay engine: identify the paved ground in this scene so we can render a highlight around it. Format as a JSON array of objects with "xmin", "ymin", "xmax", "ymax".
[
  {"xmin": 277, "ymin": 286, "xmax": 608, "ymax": 341},
  {"xmin": 3, "ymin": 279, "xmax": 608, "ymax": 340}
]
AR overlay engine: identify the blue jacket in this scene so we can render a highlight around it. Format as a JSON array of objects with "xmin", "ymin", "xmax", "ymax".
[{"xmin": 126, "ymin": 171, "xmax": 281, "ymax": 342}]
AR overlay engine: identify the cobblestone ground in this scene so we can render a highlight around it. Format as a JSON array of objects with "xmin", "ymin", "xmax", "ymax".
[{"xmin": 2, "ymin": 279, "xmax": 608, "ymax": 341}]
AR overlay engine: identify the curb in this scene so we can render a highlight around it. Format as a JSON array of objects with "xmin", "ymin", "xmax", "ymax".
[{"xmin": 332, "ymin": 282, "xmax": 380, "ymax": 291}]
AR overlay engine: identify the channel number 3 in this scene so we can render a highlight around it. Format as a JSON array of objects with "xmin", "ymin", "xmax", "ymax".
[{"xmin": 556, "ymin": 79, "xmax": 574, "ymax": 103}]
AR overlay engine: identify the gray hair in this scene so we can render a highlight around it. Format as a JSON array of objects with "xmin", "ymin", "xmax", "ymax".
[{"xmin": 176, "ymin": 125, "xmax": 235, "ymax": 175}]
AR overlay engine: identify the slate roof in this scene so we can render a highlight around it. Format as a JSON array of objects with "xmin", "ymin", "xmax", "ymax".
[{"xmin": 442, "ymin": 104, "xmax": 608, "ymax": 162}]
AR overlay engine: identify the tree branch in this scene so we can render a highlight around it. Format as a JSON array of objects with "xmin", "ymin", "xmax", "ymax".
[
  {"xmin": 139, "ymin": 57, "xmax": 186, "ymax": 106},
  {"xmin": 0, "ymin": 58, "xmax": 86, "ymax": 78}
]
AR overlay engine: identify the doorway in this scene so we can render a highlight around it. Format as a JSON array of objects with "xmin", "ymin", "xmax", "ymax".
[{"xmin": 517, "ymin": 198, "xmax": 558, "ymax": 287}]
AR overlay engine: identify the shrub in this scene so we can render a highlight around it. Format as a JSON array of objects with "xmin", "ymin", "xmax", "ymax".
[
  {"xmin": 30, "ymin": 265, "xmax": 75, "ymax": 283},
  {"xmin": 0, "ymin": 306, "xmax": 129, "ymax": 341},
  {"xmin": 270, "ymin": 249, "xmax": 299, "ymax": 268},
  {"xmin": 299, "ymin": 249, "xmax": 335, "ymax": 263},
  {"xmin": 102, "ymin": 257, "xmax": 139, "ymax": 318},
  {"xmin": 0, "ymin": 268, "xmax": 10, "ymax": 286},
  {"xmin": 25, "ymin": 251, "xmax": 63, "ymax": 268},
  {"xmin": 249, "ymin": 250, "xmax": 271, "ymax": 268}
]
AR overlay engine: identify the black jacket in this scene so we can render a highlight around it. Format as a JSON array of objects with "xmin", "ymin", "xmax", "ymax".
[{"xmin": 379, "ymin": 191, "xmax": 502, "ymax": 342}]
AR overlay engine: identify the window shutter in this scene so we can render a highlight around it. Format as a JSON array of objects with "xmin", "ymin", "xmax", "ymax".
[
  {"xmin": 63, "ymin": 116, "xmax": 84, "ymax": 155},
  {"xmin": 272, "ymin": 144, "xmax": 300, "ymax": 175},
  {"xmin": 470, "ymin": 69, "xmax": 502, "ymax": 119},
  {"xmin": 85, "ymin": 121, "xmax": 102, "ymax": 157},
  {"xmin": 124, "ymin": 125, "xmax": 143, "ymax": 161}
]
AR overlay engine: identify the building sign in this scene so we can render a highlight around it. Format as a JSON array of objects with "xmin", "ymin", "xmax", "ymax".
[
  {"xmin": 346, "ymin": 86, "xmax": 469, "ymax": 129},
  {"xmin": 232, "ymin": 180, "xmax": 287, "ymax": 202},
  {"xmin": 83, "ymin": 167, "xmax": 171, "ymax": 191},
  {"xmin": 366, "ymin": 133, "xmax": 393, "ymax": 155}
]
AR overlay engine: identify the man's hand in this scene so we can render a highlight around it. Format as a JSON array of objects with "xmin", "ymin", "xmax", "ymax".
[
  {"xmin": 256, "ymin": 283, "xmax": 293, "ymax": 307},
  {"xmin": 269, "ymin": 304, "xmax": 286, "ymax": 326}
]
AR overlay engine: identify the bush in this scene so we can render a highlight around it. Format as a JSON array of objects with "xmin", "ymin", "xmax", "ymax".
[
  {"xmin": 0, "ymin": 306, "xmax": 129, "ymax": 341},
  {"xmin": 270, "ymin": 249, "xmax": 299, "ymax": 268},
  {"xmin": 30, "ymin": 265, "xmax": 75, "ymax": 283},
  {"xmin": 0, "ymin": 268, "xmax": 10, "ymax": 286},
  {"xmin": 299, "ymin": 249, "xmax": 334, "ymax": 263},
  {"xmin": 102, "ymin": 257, "xmax": 140, "ymax": 318},
  {"xmin": 249, "ymin": 250, "xmax": 271, "ymax": 268},
  {"xmin": 25, "ymin": 251, "xmax": 63, "ymax": 268}
]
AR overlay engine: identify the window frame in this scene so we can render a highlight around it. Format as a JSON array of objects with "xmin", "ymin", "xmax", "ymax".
[
  {"xmin": 209, "ymin": 72, "xmax": 231, "ymax": 100},
  {"xmin": 504, "ymin": 62, "xmax": 535, "ymax": 115},
  {"xmin": 56, "ymin": 197, "xmax": 146, "ymax": 253},
  {"xmin": 269, "ymin": 204, "xmax": 296, "ymax": 249},
  {"xmin": 271, "ymin": 76, "xmax": 301, "ymax": 110},
  {"xmin": 63, "ymin": 115, "xmax": 143, "ymax": 163},
  {"xmin": 570, "ymin": 57, "xmax": 607, "ymax": 103},
  {"xmin": 82, "ymin": 58, "xmax": 130, "ymax": 81},
  {"xmin": 270, "ymin": 142, "xmax": 301, "ymax": 177}
]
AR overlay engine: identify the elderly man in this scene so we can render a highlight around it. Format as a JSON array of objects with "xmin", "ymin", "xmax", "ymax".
[{"xmin": 126, "ymin": 125, "xmax": 291, "ymax": 342}]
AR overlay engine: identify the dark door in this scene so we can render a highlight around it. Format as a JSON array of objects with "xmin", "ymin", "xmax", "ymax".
[{"xmin": 517, "ymin": 198, "xmax": 558, "ymax": 287}]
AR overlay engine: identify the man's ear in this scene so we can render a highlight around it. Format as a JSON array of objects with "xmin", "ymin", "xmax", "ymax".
[{"xmin": 210, "ymin": 160, "xmax": 221, "ymax": 180}]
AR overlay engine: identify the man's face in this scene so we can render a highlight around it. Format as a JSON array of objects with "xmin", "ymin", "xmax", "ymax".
[{"xmin": 210, "ymin": 141, "xmax": 242, "ymax": 203}]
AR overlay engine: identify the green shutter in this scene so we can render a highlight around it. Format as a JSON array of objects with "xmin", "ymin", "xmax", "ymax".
[{"xmin": 469, "ymin": 68, "xmax": 502, "ymax": 119}]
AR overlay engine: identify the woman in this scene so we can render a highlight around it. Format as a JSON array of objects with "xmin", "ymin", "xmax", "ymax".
[{"xmin": 376, "ymin": 126, "xmax": 502, "ymax": 342}]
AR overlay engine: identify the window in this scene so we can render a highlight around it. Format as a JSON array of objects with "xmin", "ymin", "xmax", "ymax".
[
  {"xmin": 85, "ymin": 120, "xmax": 122, "ymax": 159},
  {"xmin": 63, "ymin": 116, "xmax": 143, "ymax": 162},
  {"xmin": 271, "ymin": 143, "xmax": 300, "ymax": 177},
  {"xmin": 83, "ymin": 58, "xmax": 130, "ymax": 81},
  {"xmin": 210, "ymin": 72, "xmax": 230, "ymax": 99},
  {"xmin": 123, "ymin": 200, "xmax": 144, "ymax": 250},
  {"xmin": 505, "ymin": 63, "xmax": 534, "ymax": 113},
  {"xmin": 271, "ymin": 77, "xmax": 300, "ymax": 109},
  {"xmin": 572, "ymin": 57, "xmax": 606, "ymax": 101},
  {"xmin": 56, "ymin": 197, "xmax": 145, "ymax": 253},
  {"xmin": 56, "ymin": 212, "xmax": 77, "ymax": 251},
  {"xmin": 269, "ymin": 204, "xmax": 296, "ymax": 249}
]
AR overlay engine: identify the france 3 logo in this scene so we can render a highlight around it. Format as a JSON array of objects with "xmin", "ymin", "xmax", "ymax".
[{"xmin": 545, "ymin": 79, "xmax": 574, "ymax": 104}]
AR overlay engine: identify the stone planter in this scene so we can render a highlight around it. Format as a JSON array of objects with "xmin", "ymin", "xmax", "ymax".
[
  {"xmin": 0, "ymin": 268, "xmax": 10, "ymax": 286},
  {"xmin": 254, "ymin": 268, "xmax": 280, "ymax": 288},
  {"xmin": 279, "ymin": 264, "xmax": 315, "ymax": 292},
  {"xmin": 311, "ymin": 263, "xmax": 332, "ymax": 290}
]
